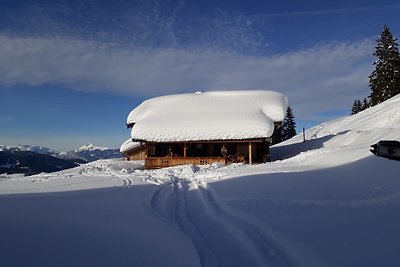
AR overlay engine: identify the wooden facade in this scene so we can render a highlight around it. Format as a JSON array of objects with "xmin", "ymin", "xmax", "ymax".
[
  {"xmin": 122, "ymin": 123, "xmax": 282, "ymax": 169},
  {"xmin": 141, "ymin": 138, "xmax": 271, "ymax": 169},
  {"xmin": 122, "ymin": 146, "xmax": 146, "ymax": 161}
]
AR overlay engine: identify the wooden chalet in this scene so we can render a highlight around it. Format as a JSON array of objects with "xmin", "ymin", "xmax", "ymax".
[{"xmin": 121, "ymin": 90, "xmax": 288, "ymax": 169}]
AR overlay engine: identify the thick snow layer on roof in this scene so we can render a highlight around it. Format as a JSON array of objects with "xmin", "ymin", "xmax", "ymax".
[
  {"xmin": 127, "ymin": 90, "xmax": 288, "ymax": 142},
  {"xmin": 120, "ymin": 139, "xmax": 142, "ymax": 153}
]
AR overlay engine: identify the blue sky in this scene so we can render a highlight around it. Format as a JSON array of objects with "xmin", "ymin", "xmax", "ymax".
[{"xmin": 0, "ymin": 0, "xmax": 400, "ymax": 150}]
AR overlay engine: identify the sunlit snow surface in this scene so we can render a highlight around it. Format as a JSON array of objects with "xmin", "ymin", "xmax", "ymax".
[
  {"xmin": 126, "ymin": 90, "xmax": 288, "ymax": 142},
  {"xmin": 1, "ymin": 95, "xmax": 400, "ymax": 267},
  {"xmin": 119, "ymin": 138, "xmax": 141, "ymax": 153}
]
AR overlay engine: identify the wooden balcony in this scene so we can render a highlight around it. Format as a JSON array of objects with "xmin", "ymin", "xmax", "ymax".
[{"xmin": 145, "ymin": 156, "xmax": 226, "ymax": 169}]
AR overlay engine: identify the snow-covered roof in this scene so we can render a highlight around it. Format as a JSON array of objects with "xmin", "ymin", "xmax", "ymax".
[
  {"xmin": 120, "ymin": 139, "xmax": 142, "ymax": 153},
  {"xmin": 127, "ymin": 90, "xmax": 288, "ymax": 142}
]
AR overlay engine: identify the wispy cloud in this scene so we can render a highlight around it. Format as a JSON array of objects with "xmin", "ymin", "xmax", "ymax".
[
  {"xmin": 0, "ymin": 34, "xmax": 374, "ymax": 120},
  {"xmin": 0, "ymin": 1, "xmax": 267, "ymax": 53},
  {"xmin": 262, "ymin": 3, "xmax": 400, "ymax": 18},
  {"xmin": 0, "ymin": 0, "xmax": 377, "ymax": 123}
]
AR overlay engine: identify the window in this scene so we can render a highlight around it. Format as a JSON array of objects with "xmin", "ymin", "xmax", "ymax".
[{"xmin": 148, "ymin": 145, "xmax": 156, "ymax": 156}]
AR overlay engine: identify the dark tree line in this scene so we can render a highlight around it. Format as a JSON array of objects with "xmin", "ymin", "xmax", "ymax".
[
  {"xmin": 352, "ymin": 25, "xmax": 400, "ymax": 114},
  {"xmin": 272, "ymin": 106, "xmax": 297, "ymax": 144},
  {"xmin": 351, "ymin": 97, "xmax": 369, "ymax": 115}
]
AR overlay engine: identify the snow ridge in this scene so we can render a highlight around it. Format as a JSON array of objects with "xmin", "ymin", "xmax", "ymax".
[
  {"xmin": 0, "ymin": 145, "xmax": 55, "ymax": 154},
  {"xmin": 75, "ymin": 144, "xmax": 110, "ymax": 152},
  {"xmin": 0, "ymin": 144, "xmax": 122, "ymax": 164}
]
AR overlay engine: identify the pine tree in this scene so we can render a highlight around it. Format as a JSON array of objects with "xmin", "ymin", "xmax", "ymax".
[
  {"xmin": 351, "ymin": 99, "xmax": 364, "ymax": 114},
  {"xmin": 351, "ymin": 99, "xmax": 358, "ymax": 115},
  {"xmin": 369, "ymin": 25, "xmax": 400, "ymax": 106},
  {"xmin": 362, "ymin": 97, "xmax": 369, "ymax": 111},
  {"xmin": 282, "ymin": 106, "xmax": 297, "ymax": 141},
  {"xmin": 351, "ymin": 97, "xmax": 370, "ymax": 115},
  {"xmin": 356, "ymin": 99, "xmax": 362, "ymax": 112},
  {"xmin": 271, "ymin": 127, "xmax": 282, "ymax": 145}
]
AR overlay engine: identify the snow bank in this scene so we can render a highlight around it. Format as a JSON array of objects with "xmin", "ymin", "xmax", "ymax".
[{"xmin": 127, "ymin": 90, "xmax": 288, "ymax": 142}]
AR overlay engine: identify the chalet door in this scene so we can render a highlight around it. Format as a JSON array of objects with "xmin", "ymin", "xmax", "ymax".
[{"xmin": 235, "ymin": 143, "xmax": 249, "ymax": 163}]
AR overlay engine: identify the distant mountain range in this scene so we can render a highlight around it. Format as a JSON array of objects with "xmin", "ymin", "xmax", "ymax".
[
  {"xmin": 0, "ymin": 145, "xmax": 56, "ymax": 155},
  {"xmin": 57, "ymin": 144, "xmax": 122, "ymax": 162},
  {"xmin": 0, "ymin": 144, "xmax": 122, "ymax": 176},
  {"xmin": 0, "ymin": 151, "xmax": 86, "ymax": 176}
]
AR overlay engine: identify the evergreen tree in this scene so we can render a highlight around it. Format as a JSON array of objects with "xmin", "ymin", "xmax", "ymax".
[
  {"xmin": 282, "ymin": 106, "xmax": 297, "ymax": 141},
  {"xmin": 351, "ymin": 99, "xmax": 358, "ymax": 115},
  {"xmin": 369, "ymin": 25, "xmax": 400, "ymax": 106},
  {"xmin": 356, "ymin": 99, "xmax": 362, "ymax": 112},
  {"xmin": 351, "ymin": 99, "xmax": 363, "ymax": 115},
  {"xmin": 362, "ymin": 97, "xmax": 370, "ymax": 111},
  {"xmin": 271, "ymin": 127, "xmax": 282, "ymax": 145}
]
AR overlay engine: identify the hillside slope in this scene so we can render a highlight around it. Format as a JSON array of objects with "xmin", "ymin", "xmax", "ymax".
[
  {"xmin": 271, "ymin": 94, "xmax": 400, "ymax": 167},
  {"xmin": 1, "ymin": 96, "xmax": 400, "ymax": 267}
]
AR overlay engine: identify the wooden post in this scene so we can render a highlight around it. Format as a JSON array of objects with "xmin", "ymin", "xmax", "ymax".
[
  {"xmin": 249, "ymin": 142, "xmax": 253, "ymax": 164},
  {"xmin": 303, "ymin": 128, "xmax": 306, "ymax": 142},
  {"xmin": 183, "ymin": 142, "xmax": 187, "ymax": 158}
]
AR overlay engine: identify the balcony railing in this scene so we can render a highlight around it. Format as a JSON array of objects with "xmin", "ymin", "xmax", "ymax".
[{"xmin": 145, "ymin": 156, "xmax": 226, "ymax": 169}]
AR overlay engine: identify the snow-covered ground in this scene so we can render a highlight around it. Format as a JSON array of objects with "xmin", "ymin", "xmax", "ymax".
[{"xmin": 1, "ymin": 95, "xmax": 400, "ymax": 267}]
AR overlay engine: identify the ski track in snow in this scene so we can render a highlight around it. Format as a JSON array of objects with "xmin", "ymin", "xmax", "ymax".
[
  {"xmin": 121, "ymin": 177, "xmax": 133, "ymax": 187},
  {"xmin": 150, "ymin": 175, "xmax": 296, "ymax": 267}
]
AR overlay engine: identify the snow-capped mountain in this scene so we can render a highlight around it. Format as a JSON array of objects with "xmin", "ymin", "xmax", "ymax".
[
  {"xmin": 76, "ymin": 144, "xmax": 110, "ymax": 152},
  {"xmin": 0, "ymin": 144, "xmax": 122, "ymax": 175},
  {"xmin": 0, "ymin": 144, "xmax": 121, "ymax": 162},
  {"xmin": 58, "ymin": 144, "xmax": 121, "ymax": 162},
  {"xmin": 0, "ymin": 145, "xmax": 56, "ymax": 155}
]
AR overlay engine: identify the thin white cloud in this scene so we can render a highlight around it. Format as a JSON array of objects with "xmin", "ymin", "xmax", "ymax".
[
  {"xmin": 1, "ymin": 1, "xmax": 266, "ymax": 53},
  {"xmin": 262, "ymin": 3, "xmax": 400, "ymax": 18},
  {"xmin": 0, "ymin": 34, "xmax": 374, "ymax": 121}
]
